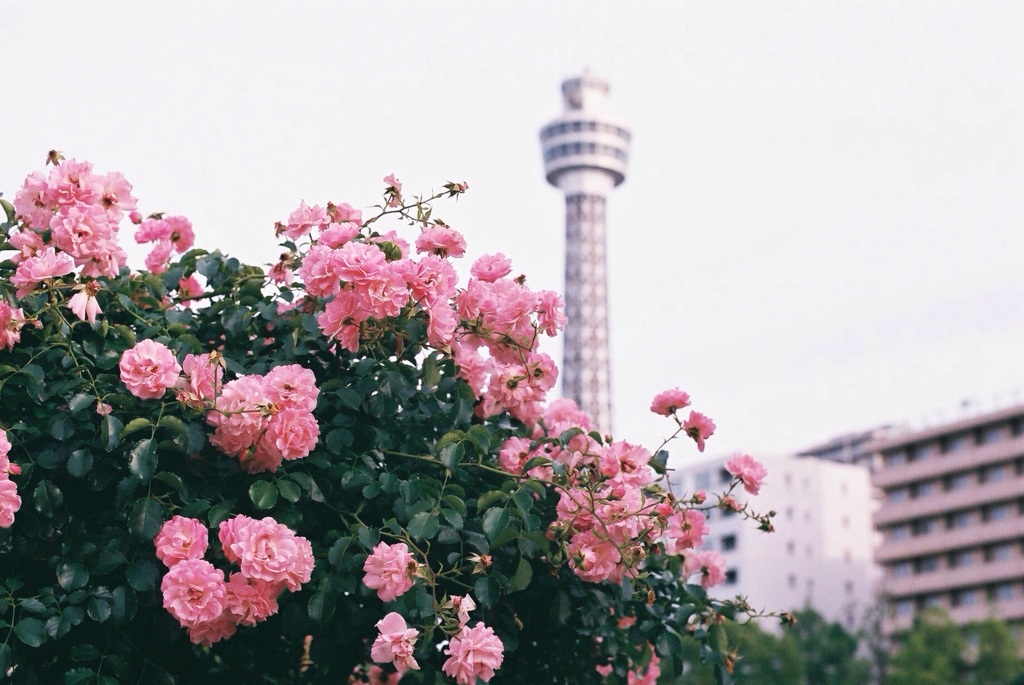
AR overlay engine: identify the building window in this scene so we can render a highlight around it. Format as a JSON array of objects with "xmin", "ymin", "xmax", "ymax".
[
  {"xmin": 890, "ymin": 524, "xmax": 910, "ymax": 541},
  {"xmin": 892, "ymin": 562, "xmax": 912, "ymax": 578},
  {"xmin": 986, "ymin": 503, "xmax": 1013, "ymax": 522},
  {"xmin": 719, "ymin": 468, "xmax": 732, "ymax": 485},
  {"xmin": 981, "ymin": 424, "xmax": 1006, "ymax": 444},
  {"xmin": 912, "ymin": 442, "xmax": 936, "ymax": 461},
  {"xmin": 983, "ymin": 465, "xmax": 1009, "ymax": 483},
  {"xmin": 914, "ymin": 518, "xmax": 936, "ymax": 536},
  {"xmin": 787, "ymin": 574, "xmax": 797, "ymax": 589},
  {"xmin": 953, "ymin": 589, "xmax": 981, "ymax": 607},
  {"xmin": 945, "ymin": 433, "xmax": 971, "ymax": 453},
  {"xmin": 724, "ymin": 569, "xmax": 738, "ymax": 585},
  {"xmin": 988, "ymin": 543, "xmax": 1014, "ymax": 562},
  {"xmin": 947, "ymin": 511, "xmax": 972, "ymax": 529},
  {"xmin": 950, "ymin": 549, "xmax": 975, "ymax": 567},
  {"xmin": 786, "ymin": 507, "xmax": 794, "ymax": 520},
  {"xmin": 922, "ymin": 594, "xmax": 943, "ymax": 608},
  {"xmin": 845, "ymin": 581, "xmax": 855, "ymax": 595},
  {"xmin": 993, "ymin": 583, "xmax": 1016, "ymax": 601},
  {"xmin": 885, "ymin": 451, "xmax": 907, "ymax": 467},
  {"xmin": 720, "ymin": 534, "xmax": 737, "ymax": 552},
  {"xmin": 894, "ymin": 599, "xmax": 914, "ymax": 617},
  {"xmin": 946, "ymin": 472, "xmax": 971, "ymax": 491},
  {"xmin": 787, "ymin": 541, "xmax": 796, "ymax": 555},
  {"xmin": 915, "ymin": 481, "xmax": 936, "ymax": 498},
  {"xmin": 695, "ymin": 471, "xmax": 711, "ymax": 490},
  {"xmin": 917, "ymin": 556, "xmax": 940, "ymax": 573},
  {"xmin": 888, "ymin": 487, "xmax": 909, "ymax": 503}
]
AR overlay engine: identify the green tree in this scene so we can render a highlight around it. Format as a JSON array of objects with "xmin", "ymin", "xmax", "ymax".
[
  {"xmin": 670, "ymin": 620, "xmax": 803, "ymax": 685},
  {"xmin": 788, "ymin": 608, "xmax": 872, "ymax": 685},
  {"xmin": 969, "ymin": 616, "xmax": 1024, "ymax": 685},
  {"xmin": 887, "ymin": 608, "xmax": 965, "ymax": 685}
]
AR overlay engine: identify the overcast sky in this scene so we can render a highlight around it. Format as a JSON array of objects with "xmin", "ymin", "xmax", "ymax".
[{"xmin": 3, "ymin": 2, "xmax": 1022, "ymax": 466}]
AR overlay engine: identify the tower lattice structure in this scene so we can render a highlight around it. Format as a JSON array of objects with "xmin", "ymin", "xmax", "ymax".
[{"xmin": 540, "ymin": 74, "xmax": 631, "ymax": 434}]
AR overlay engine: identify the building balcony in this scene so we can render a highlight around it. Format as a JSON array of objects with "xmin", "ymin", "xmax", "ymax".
[
  {"xmin": 884, "ymin": 596, "xmax": 1024, "ymax": 633},
  {"xmin": 876, "ymin": 516, "xmax": 1024, "ymax": 562},
  {"xmin": 882, "ymin": 557, "xmax": 1023, "ymax": 598},
  {"xmin": 874, "ymin": 475, "xmax": 1024, "ymax": 526},
  {"xmin": 872, "ymin": 435, "xmax": 1024, "ymax": 489}
]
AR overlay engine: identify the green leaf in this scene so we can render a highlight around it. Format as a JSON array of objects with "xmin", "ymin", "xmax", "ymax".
[
  {"xmin": 207, "ymin": 503, "xmax": 231, "ymax": 527},
  {"xmin": 57, "ymin": 562, "xmax": 89, "ymax": 591},
  {"xmin": 14, "ymin": 617, "xmax": 46, "ymax": 647},
  {"xmin": 0, "ymin": 197, "xmax": 15, "ymax": 223},
  {"xmin": 440, "ymin": 508, "xmax": 464, "ymax": 530},
  {"xmin": 249, "ymin": 481, "xmax": 278, "ymax": 510},
  {"xmin": 33, "ymin": 480, "xmax": 64, "ymax": 517},
  {"xmin": 70, "ymin": 643, "xmax": 102, "ymax": 661},
  {"xmin": 307, "ymin": 592, "xmax": 335, "ymax": 622},
  {"xmin": 477, "ymin": 490, "xmax": 506, "ymax": 511},
  {"xmin": 438, "ymin": 441, "xmax": 464, "ymax": 472},
  {"xmin": 474, "ymin": 575, "xmax": 501, "ymax": 609},
  {"xmin": 128, "ymin": 497, "xmax": 163, "ymax": 539},
  {"xmin": 64, "ymin": 667, "xmax": 96, "ymax": 685},
  {"xmin": 336, "ymin": 388, "xmax": 362, "ymax": 411},
  {"xmin": 120, "ymin": 417, "xmax": 152, "ymax": 439},
  {"xmin": 19, "ymin": 598, "xmax": 47, "ymax": 614},
  {"xmin": 66, "ymin": 449, "xmax": 94, "ymax": 478},
  {"xmin": 68, "ymin": 393, "xmax": 95, "ymax": 414},
  {"xmin": 509, "ymin": 557, "xmax": 533, "ymax": 592},
  {"xmin": 87, "ymin": 598, "xmax": 111, "ymax": 623},
  {"xmin": 126, "ymin": 559, "xmax": 158, "ymax": 591},
  {"xmin": 153, "ymin": 471, "xmax": 186, "ymax": 498},
  {"xmin": 466, "ymin": 425, "xmax": 491, "ymax": 454},
  {"xmin": 113, "ymin": 324, "xmax": 137, "ymax": 347},
  {"xmin": 277, "ymin": 480, "xmax": 302, "ymax": 503},
  {"xmin": 157, "ymin": 415, "xmax": 188, "ymax": 437},
  {"xmin": 128, "ymin": 439, "xmax": 157, "ymax": 481},
  {"xmin": 101, "ymin": 414, "xmax": 124, "ymax": 451},
  {"xmin": 407, "ymin": 511, "xmax": 439, "ymax": 541},
  {"xmin": 110, "ymin": 586, "xmax": 137, "ymax": 625},
  {"xmin": 482, "ymin": 507, "xmax": 510, "ymax": 542},
  {"xmin": 357, "ymin": 527, "xmax": 379, "ymax": 549},
  {"xmin": 0, "ymin": 644, "xmax": 8, "ymax": 677},
  {"xmin": 513, "ymin": 489, "xmax": 534, "ymax": 514},
  {"xmin": 442, "ymin": 494, "xmax": 467, "ymax": 516}
]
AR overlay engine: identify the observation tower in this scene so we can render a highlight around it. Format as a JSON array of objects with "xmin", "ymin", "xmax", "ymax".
[{"xmin": 540, "ymin": 74, "xmax": 631, "ymax": 434}]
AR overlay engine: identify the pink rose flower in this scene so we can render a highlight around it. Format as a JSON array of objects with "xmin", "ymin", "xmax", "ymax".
[
  {"xmin": 442, "ymin": 623, "xmax": 504, "ymax": 685},
  {"xmin": 165, "ymin": 215, "xmax": 194, "ymax": 252},
  {"xmin": 11, "ymin": 247, "xmax": 75, "ymax": 297},
  {"xmin": 176, "ymin": 353, "xmax": 223, "ymax": 409},
  {"xmin": 724, "ymin": 453, "xmax": 768, "ymax": 495},
  {"xmin": 0, "ymin": 429, "xmax": 10, "ymax": 459},
  {"xmin": 160, "ymin": 559, "xmax": 228, "ymax": 627},
  {"xmin": 0, "ymin": 303, "xmax": 31, "ymax": 352},
  {"xmin": 0, "ymin": 478, "xmax": 22, "ymax": 529},
  {"xmin": 318, "ymin": 221, "xmax": 360, "ymax": 248},
  {"xmin": 224, "ymin": 573, "xmax": 282, "ymax": 626},
  {"xmin": 362, "ymin": 541, "xmax": 417, "ymax": 602},
  {"xmin": 267, "ymin": 408, "xmax": 320, "ymax": 460},
  {"xmin": 284, "ymin": 200, "xmax": 329, "ymax": 240},
  {"xmin": 119, "ymin": 339, "xmax": 182, "ymax": 400},
  {"xmin": 470, "ymin": 253, "xmax": 512, "ymax": 283},
  {"xmin": 627, "ymin": 651, "xmax": 661, "ymax": 685},
  {"xmin": 218, "ymin": 514, "xmax": 255, "ymax": 564},
  {"xmin": 682, "ymin": 411, "xmax": 716, "ymax": 452},
  {"xmin": 186, "ymin": 610, "xmax": 237, "ymax": 646},
  {"xmin": 222, "ymin": 516, "xmax": 314, "ymax": 591},
  {"xmin": 178, "ymin": 274, "xmax": 204, "ymax": 301},
  {"xmin": 650, "ymin": 388, "xmax": 691, "ymax": 416},
  {"xmin": 153, "ymin": 515, "xmax": 209, "ymax": 568},
  {"xmin": 415, "ymin": 226, "xmax": 466, "ymax": 258},
  {"xmin": 67, "ymin": 282, "xmax": 102, "ymax": 324},
  {"xmin": 683, "ymin": 550, "xmax": 726, "ymax": 589},
  {"xmin": 328, "ymin": 202, "xmax": 363, "ymax": 226},
  {"xmin": 383, "ymin": 174, "xmax": 402, "ymax": 207},
  {"xmin": 370, "ymin": 612, "xmax": 420, "ymax": 675}
]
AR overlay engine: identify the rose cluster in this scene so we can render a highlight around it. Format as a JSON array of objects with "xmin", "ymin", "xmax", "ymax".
[
  {"xmin": 155, "ymin": 514, "xmax": 314, "ymax": 646},
  {"xmin": 118, "ymin": 339, "xmax": 320, "ymax": 474},
  {"xmin": 0, "ymin": 429, "xmax": 22, "ymax": 528}
]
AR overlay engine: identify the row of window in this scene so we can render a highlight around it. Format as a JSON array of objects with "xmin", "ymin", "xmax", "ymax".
[
  {"xmin": 884, "ymin": 458, "xmax": 1023, "ymax": 503},
  {"xmin": 540, "ymin": 120, "xmax": 632, "ymax": 142},
  {"xmin": 888, "ymin": 540, "xmax": 1020, "ymax": 577},
  {"xmin": 543, "ymin": 142, "xmax": 629, "ymax": 163},
  {"xmin": 883, "ymin": 418, "xmax": 1024, "ymax": 468},
  {"xmin": 892, "ymin": 582, "xmax": 1019, "ymax": 616},
  {"xmin": 886, "ymin": 499, "xmax": 1023, "ymax": 540}
]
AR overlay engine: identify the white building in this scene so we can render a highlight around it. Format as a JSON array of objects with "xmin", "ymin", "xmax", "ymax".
[{"xmin": 671, "ymin": 452, "xmax": 879, "ymax": 630}]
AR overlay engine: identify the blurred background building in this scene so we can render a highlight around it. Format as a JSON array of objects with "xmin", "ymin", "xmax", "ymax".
[{"xmin": 869, "ymin": 403, "xmax": 1024, "ymax": 636}]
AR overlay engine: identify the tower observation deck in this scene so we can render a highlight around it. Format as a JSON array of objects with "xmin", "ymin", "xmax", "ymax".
[{"xmin": 540, "ymin": 74, "xmax": 631, "ymax": 434}]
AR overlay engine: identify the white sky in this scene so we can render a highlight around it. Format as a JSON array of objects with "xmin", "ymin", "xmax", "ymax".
[{"xmin": 3, "ymin": 2, "xmax": 1022, "ymax": 465}]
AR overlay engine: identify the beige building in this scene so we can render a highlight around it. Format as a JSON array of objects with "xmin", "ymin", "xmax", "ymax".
[{"xmin": 870, "ymin": 404, "xmax": 1024, "ymax": 633}]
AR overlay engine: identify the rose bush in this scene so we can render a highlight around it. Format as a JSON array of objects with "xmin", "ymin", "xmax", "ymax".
[{"xmin": 0, "ymin": 155, "xmax": 778, "ymax": 684}]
